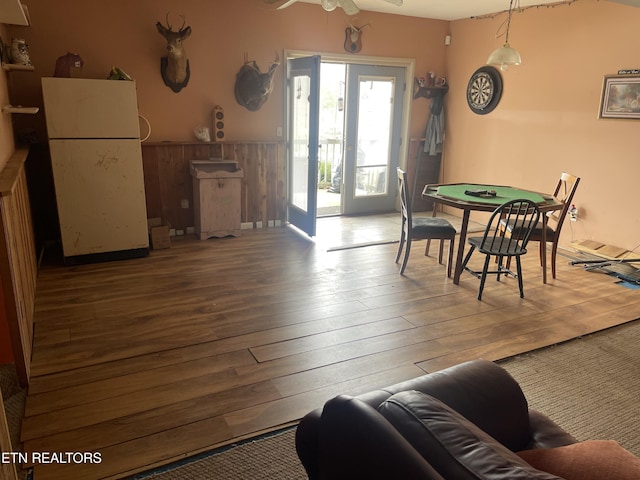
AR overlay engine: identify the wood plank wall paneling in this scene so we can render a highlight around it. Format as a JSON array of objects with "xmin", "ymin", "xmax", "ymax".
[
  {"xmin": 0, "ymin": 148, "xmax": 38, "ymax": 386},
  {"xmin": 142, "ymin": 142, "xmax": 285, "ymax": 231}
]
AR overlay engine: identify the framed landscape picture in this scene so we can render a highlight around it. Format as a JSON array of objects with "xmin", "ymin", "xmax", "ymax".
[{"xmin": 599, "ymin": 75, "xmax": 640, "ymax": 119}]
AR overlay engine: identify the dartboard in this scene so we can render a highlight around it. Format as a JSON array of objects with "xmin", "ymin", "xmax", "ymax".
[{"xmin": 467, "ymin": 66, "xmax": 503, "ymax": 115}]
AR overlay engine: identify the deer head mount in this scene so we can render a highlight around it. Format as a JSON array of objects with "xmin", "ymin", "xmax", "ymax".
[
  {"xmin": 344, "ymin": 24, "xmax": 370, "ymax": 54},
  {"xmin": 234, "ymin": 53, "xmax": 280, "ymax": 112},
  {"xmin": 156, "ymin": 14, "xmax": 192, "ymax": 93}
]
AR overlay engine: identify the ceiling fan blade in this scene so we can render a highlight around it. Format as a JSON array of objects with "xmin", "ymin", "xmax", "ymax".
[
  {"xmin": 338, "ymin": 0, "xmax": 360, "ymax": 16},
  {"xmin": 382, "ymin": 0, "xmax": 403, "ymax": 5},
  {"xmin": 276, "ymin": 0, "xmax": 299, "ymax": 9}
]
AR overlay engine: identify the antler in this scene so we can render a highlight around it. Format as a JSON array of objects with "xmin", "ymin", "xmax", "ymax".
[
  {"xmin": 269, "ymin": 52, "xmax": 281, "ymax": 74},
  {"xmin": 349, "ymin": 23, "xmax": 371, "ymax": 33},
  {"xmin": 161, "ymin": 13, "xmax": 187, "ymax": 32}
]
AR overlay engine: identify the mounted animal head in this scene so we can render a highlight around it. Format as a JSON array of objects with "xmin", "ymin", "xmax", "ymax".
[
  {"xmin": 344, "ymin": 24, "xmax": 370, "ymax": 54},
  {"xmin": 156, "ymin": 13, "xmax": 192, "ymax": 93},
  {"xmin": 234, "ymin": 52, "xmax": 280, "ymax": 112}
]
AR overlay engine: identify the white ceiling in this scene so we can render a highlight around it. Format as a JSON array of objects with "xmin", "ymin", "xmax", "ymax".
[{"xmin": 295, "ymin": 0, "xmax": 567, "ymax": 20}]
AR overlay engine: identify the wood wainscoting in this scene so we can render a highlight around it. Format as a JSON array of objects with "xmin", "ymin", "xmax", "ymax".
[
  {"xmin": 0, "ymin": 148, "xmax": 38, "ymax": 386},
  {"xmin": 141, "ymin": 141, "xmax": 286, "ymax": 232}
]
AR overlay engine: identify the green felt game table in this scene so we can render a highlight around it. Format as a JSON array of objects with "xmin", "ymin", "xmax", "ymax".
[{"xmin": 422, "ymin": 183, "xmax": 564, "ymax": 285}]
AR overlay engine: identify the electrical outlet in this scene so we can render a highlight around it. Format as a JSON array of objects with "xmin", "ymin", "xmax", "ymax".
[
  {"xmin": 180, "ymin": 199, "xmax": 189, "ymax": 209},
  {"xmin": 569, "ymin": 204, "xmax": 578, "ymax": 222}
]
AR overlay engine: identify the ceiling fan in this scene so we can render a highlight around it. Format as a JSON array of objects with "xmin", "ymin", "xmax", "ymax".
[{"xmin": 265, "ymin": 0, "xmax": 403, "ymax": 16}]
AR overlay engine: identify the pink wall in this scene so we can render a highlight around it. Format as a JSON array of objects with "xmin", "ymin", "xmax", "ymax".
[
  {"xmin": 445, "ymin": 0, "xmax": 640, "ymax": 251},
  {"xmin": 7, "ymin": 0, "xmax": 447, "ymax": 143}
]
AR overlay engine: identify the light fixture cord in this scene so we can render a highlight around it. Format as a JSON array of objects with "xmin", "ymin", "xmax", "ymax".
[
  {"xmin": 505, "ymin": 0, "xmax": 514, "ymax": 44},
  {"xmin": 497, "ymin": 0, "xmax": 519, "ymax": 44}
]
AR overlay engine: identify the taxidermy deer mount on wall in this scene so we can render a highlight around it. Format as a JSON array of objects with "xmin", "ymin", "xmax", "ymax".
[
  {"xmin": 234, "ymin": 53, "xmax": 280, "ymax": 111},
  {"xmin": 344, "ymin": 24, "xmax": 369, "ymax": 54},
  {"xmin": 156, "ymin": 13, "xmax": 192, "ymax": 93}
]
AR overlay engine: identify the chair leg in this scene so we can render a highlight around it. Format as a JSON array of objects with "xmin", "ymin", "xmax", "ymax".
[
  {"xmin": 438, "ymin": 239, "xmax": 444, "ymax": 265},
  {"xmin": 539, "ymin": 241, "xmax": 544, "ymax": 267},
  {"xmin": 446, "ymin": 237, "xmax": 454, "ymax": 278},
  {"xmin": 515, "ymin": 256, "xmax": 525, "ymax": 298},
  {"xmin": 461, "ymin": 245, "xmax": 475, "ymax": 270},
  {"xmin": 478, "ymin": 255, "xmax": 491, "ymax": 301},
  {"xmin": 400, "ymin": 237, "xmax": 412, "ymax": 275},
  {"xmin": 551, "ymin": 242, "xmax": 558, "ymax": 279},
  {"xmin": 425, "ymin": 239, "xmax": 432, "ymax": 256},
  {"xmin": 395, "ymin": 230, "xmax": 405, "ymax": 264},
  {"xmin": 496, "ymin": 256, "xmax": 504, "ymax": 282}
]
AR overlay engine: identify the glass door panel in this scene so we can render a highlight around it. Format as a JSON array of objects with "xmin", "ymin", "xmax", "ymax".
[
  {"xmin": 355, "ymin": 77, "xmax": 393, "ymax": 197},
  {"xmin": 343, "ymin": 64, "xmax": 404, "ymax": 215},
  {"xmin": 287, "ymin": 56, "xmax": 320, "ymax": 236}
]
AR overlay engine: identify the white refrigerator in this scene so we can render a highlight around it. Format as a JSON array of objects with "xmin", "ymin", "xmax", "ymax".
[{"xmin": 42, "ymin": 77, "xmax": 149, "ymax": 264}]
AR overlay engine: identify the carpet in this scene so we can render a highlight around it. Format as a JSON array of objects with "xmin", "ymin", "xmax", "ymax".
[
  {"xmin": 129, "ymin": 428, "xmax": 304, "ymax": 480},
  {"xmin": 132, "ymin": 319, "xmax": 640, "ymax": 479},
  {"xmin": 499, "ymin": 319, "xmax": 640, "ymax": 457},
  {"xmin": 0, "ymin": 365, "xmax": 26, "ymax": 455}
]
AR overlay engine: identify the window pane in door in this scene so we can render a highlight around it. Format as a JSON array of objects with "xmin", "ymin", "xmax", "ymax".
[
  {"xmin": 291, "ymin": 75, "xmax": 312, "ymax": 211},
  {"xmin": 355, "ymin": 77, "xmax": 394, "ymax": 197}
]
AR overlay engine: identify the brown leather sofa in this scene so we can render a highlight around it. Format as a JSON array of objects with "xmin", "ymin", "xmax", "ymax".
[{"xmin": 295, "ymin": 359, "xmax": 578, "ymax": 480}]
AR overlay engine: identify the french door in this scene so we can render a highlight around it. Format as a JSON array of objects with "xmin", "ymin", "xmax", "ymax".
[
  {"xmin": 342, "ymin": 64, "xmax": 405, "ymax": 215},
  {"xmin": 286, "ymin": 55, "xmax": 320, "ymax": 237},
  {"xmin": 286, "ymin": 54, "xmax": 408, "ymax": 235}
]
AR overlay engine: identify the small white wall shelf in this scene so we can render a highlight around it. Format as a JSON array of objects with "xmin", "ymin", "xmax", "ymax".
[
  {"xmin": 2, "ymin": 105, "xmax": 38, "ymax": 114},
  {"xmin": 2, "ymin": 63, "xmax": 34, "ymax": 72}
]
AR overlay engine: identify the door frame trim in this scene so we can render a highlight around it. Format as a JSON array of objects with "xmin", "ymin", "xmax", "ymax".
[{"xmin": 283, "ymin": 50, "xmax": 415, "ymax": 197}]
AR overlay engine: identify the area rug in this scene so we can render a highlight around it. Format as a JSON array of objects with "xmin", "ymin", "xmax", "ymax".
[
  {"xmin": 132, "ymin": 319, "xmax": 640, "ymax": 479},
  {"xmin": 499, "ymin": 318, "xmax": 640, "ymax": 457},
  {"xmin": 129, "ymin": 427, "xmax": 304, "ymax": 480}
]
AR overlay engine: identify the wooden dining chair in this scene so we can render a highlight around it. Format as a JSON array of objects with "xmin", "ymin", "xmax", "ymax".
[
  {"xmin": 396, "ymin": 168, "xmax": 456, "ymax": 276},
  {"xmin": 462, "ymin": 199, "xmax": 540, "ymax": 300},
  {"xmin": 501, "ymin": 172, "xmax": 580, "ymax": 280}
]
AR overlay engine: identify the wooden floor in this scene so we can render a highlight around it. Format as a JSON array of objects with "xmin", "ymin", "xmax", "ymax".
[{"xmin": 22, "ymin": 224, "xmax": 640, "ymax": 479}]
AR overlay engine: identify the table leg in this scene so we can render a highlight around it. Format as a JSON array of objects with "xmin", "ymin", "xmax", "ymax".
[
  {"xmin": 541, "ymin": 214, "xmax": 548, "ymax": 284},
  {"xmin": 426, "ymin": 205, "xmax": 438, "ymax": 254},
  {"xmin": 454, "ymin": 210, "xmax": 471, "ymax": 285}
]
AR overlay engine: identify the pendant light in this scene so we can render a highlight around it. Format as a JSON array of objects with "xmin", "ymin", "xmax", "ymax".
[
  {"xmin": 487, "ymin": 0, "xmax": 521, "ymax": 71},
  {"xmin": 321, "ymin": 0, "xmax": 338, "ymax": 11}
]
